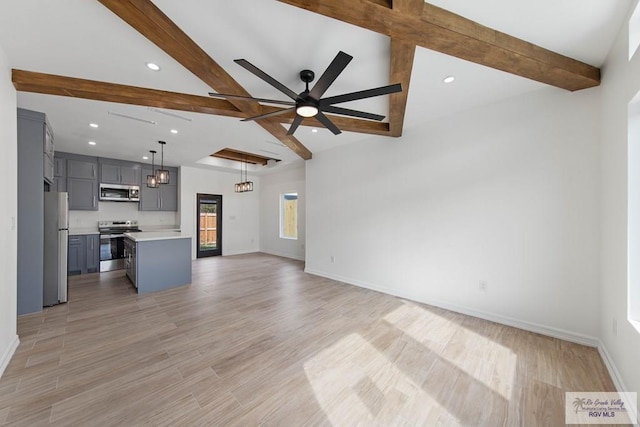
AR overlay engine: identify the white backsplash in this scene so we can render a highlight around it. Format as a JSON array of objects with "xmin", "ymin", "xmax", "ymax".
[{"xmin": 69, "ymin": 201, "xmax": 178, "ymax": 230}]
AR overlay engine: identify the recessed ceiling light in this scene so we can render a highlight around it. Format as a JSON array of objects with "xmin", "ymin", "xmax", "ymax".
[
  {"xmin": 311, "ymin": 129, "xmax": 318, "ymax": 133},
  {"xmin": 88, "ymin": 141, "xmax": 96, "ymax": 146},
  {"xmin": 142, "ymin": 156, "xmax": 149, "ymax": 160},
  {"xmin": 89, "ymin": 123, "xmax": 99, "ymax": 128},
  {"xmin": 146, "ymin": 62, "xmax": 161, "ymax": 71},
  {"xmin": 443, "ymin": 76, "xmax": 455, "ymax": 83},
  {"xmin": 170, "ymin": 129, "xmax": 178, "ymax": 134}
]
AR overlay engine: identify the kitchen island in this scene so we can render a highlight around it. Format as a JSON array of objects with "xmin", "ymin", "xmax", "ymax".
[{"xmin": 124, "ymin": 231, "xmax": 192, "ymax": 294}]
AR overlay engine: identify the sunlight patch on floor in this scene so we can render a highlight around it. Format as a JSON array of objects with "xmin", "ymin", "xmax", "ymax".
[
  {"xmin": 383, "ymin": 301, "xmax": 517, "ymax": 400},
  {"xmin": 304, "ymin": 333, "xmax": 459, "ymax": 425}
]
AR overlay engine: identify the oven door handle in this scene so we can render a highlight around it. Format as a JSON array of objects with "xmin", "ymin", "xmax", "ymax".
[{"xmin": 100, "ymin": 234, "xmax": 126, "ymax": 239}]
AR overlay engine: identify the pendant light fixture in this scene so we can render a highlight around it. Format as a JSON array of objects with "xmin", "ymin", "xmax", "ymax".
[
  {"xmin": 234, "ymin": 154, "xmax": 253, "ymax": 193},
  {"xmin": 146, "ymin": 150, "xmax": 159, "ymax": 188},
  {"xmin": 156, "ymin": 140, "xmax": 170, "ymax": 184}
]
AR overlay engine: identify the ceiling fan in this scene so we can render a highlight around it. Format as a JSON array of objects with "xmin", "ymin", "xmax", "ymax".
[{"xmin": 208, "ymin": 51, "xmax": 402, "ymax": 136}]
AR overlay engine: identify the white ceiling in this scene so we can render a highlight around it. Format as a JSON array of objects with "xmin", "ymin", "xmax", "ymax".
[{"xmin": 0, "ymin": 1, "xmax": 633, "ymax": 173}]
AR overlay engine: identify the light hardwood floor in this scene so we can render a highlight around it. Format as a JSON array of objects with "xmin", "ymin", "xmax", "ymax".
[{"xmin": 0, "ymin": 253, "xmax": 616, "ymax": 426}]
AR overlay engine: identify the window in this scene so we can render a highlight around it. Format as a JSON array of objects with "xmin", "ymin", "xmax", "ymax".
[
  {"xmin": 630, "ymin": 1, "xmax": 640, "ymax": 60},
  {"xmin": 280, "ymin": 192, "xmax": 298, "ymax": 239},
  {"xmin": 628, "ymin": 92, "xmax": 640, "ymax": 332}
]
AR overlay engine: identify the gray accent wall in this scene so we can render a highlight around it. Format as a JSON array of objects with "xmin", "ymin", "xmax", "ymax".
[{"xmin": 16, "ymin": 108, "xmax": 45, "ymax": 315}]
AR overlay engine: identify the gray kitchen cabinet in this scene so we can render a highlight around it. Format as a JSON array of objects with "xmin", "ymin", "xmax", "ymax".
[
  {"xmin": 124, "ymin": 234, "xmax": 191, "ymax": 294},
  {"xmin": 43, "ymin": 125, "xmax": 54, "ymax": 184},
  {"xmin": 68, "ymin": 177, "xmax": 98, "ymax": 210},
  {"xmin": 54, "ymin": 157, "xmax": 66, "ymax": 177},
  {"xmin": 68, "ymin": 158, "xmax": 97, "ymax": 180},
  {"xmin": 68, "ymin": 234, "xmax": 99, "ymax": 275},
  {"xmin": 68, "ymin": 235, "xmax": 85, "ymax": 276},
  {"xmin": 64, "ymin": 154, "xmax": 98, "ymax": 211},
  {"xmin": 159, "ymin": 184, "xmax": 178, "ymax": 211},
  {"xmin": 52, "ymin": 177, "xmax": 67, "ymax": 192},
  {"xmin": 85, "ymin": 234, "xmax": 99, "ymax": 273},
  {"xmin": 17, "ymin": 108, "xmax": 48, "ymax": 314},
  {"xmin": 139, "ymin": 166, "xmax": 178, "ymax": 211},
  {"xmin": 100, "ymin": 159, "xmax": 141, "ymax": 186},
  {"xmin": 52, "ymin": 156, "xmax": 67, "ymax": 192}
]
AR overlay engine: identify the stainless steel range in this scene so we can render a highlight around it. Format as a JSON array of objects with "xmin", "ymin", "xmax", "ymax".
[{"xmin": 98, "ymin": 220, "xmax": 141, "ymax": 272}]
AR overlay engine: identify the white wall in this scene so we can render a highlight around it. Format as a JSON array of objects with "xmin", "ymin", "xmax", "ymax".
[
  {"xmin": 259, "ymin": 163, "xmax": 306, "ymax": 261},
  {"xmin": 180, "ymin": 166, "xmax": 259, "ymax": 259},
  {"xmin": 306, "ymin": 86, "xmax": 602, "ymax": 341},
  {"xmin": 600, "ymin": 2, "xmax": 640, "ymax": 395},
  {"xmin": 0, "ymin": 45, "xmax": 19, "ymax": 377}
]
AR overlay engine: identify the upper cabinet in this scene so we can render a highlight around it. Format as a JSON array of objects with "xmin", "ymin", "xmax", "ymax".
[
  {"xmin": 57, "ymin": 152, "xmax": 99, "ymax": 211},
  {"xmin": 139, "ymin": 166, "xmax": 178, "ymax": 211},
  {"xmin": 99, "ymin": 159, "xmax": 141, "ymax": 186},
  {"xmin": 68, "ymin": 157, "xmax": 98, "ymax": 180},
  {"xmin": 43, "ymin": 125, "xmax": 54, "ymax": 185},
  {"xmin": 54, "ymin": 152, "xmax": 178, "ymax": 212}
]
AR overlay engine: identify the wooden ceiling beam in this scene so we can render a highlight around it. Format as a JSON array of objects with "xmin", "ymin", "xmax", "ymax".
[
  {"xmin": 278, "ymin": 0, "xmax": 600, "ymax": 91},
  {"xmin": 97, "ymin": 0, "xmax": 312, "ymax": 160},
  {"xmin": 212, "ymin": 148, "xmax": 277, "ymax": 166},
  {"xmin": 12, "ymin": 70, "xmax": 246, "ymax": 118},
  {"xmin": 387, "ymin": 0, "xmax": 423, "ymax": 137}
]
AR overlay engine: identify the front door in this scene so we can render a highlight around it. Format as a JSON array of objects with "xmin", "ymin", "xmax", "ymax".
[{"xmin": 196, "ymin": 194, "xmax": 222, "ymax": 258}]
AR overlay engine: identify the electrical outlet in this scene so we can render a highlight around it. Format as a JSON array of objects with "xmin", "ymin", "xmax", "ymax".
[
  {"xmin": 479, "ymin": 280, "xmax": 488, "ymax": 292},
  {"xmin": 612, "ymin": 318, "xmax": 618, "ymax": 336}
]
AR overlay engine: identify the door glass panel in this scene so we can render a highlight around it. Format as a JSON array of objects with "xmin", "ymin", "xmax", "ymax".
[{"xmin": 197, "ymin": 194, "xmax": 222, "ymax": 258}]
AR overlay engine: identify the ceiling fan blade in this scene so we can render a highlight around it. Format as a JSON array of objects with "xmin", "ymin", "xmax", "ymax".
[
  {"xmin": 321, "ymin": 105, "xmax": 385, "ymax": 121},
  {"xmin": 315, "ymin": 111, "xmax": 341, "ymax": 135},
  {"xmin": 308, "ymin": 51, "xmax": 353, "ymax": 100},
  {"xmin": 241, "ymin": 107, "xmax": 296, "ymax": 122},
  {"xmin": 287, "ymin": 115, "xmax": 304, "ymax": 136},
  {"xmin": 208, "ymin": 92, "xmax": 295, "ymax": 107},
  {"xmin": 320, "ymin": 83, "xmax": 403, "ymax": 106},
  {"xmin": 235, "ymin": 59, "xmax": 299, "ymax": 101}
]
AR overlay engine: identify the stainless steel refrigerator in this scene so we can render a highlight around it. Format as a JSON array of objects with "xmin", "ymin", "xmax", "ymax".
[{"xmin": 44, "ymin": 192, "xmax": 69, "ymax": 306}]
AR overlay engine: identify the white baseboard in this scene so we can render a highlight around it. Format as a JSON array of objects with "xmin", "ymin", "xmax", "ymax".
[
  {"xmin": 260, "ymin": 250, "xmax": 305, "ymax": 262},
  {"xmin": 596, "ymin": 342, "xmax": 639, "ymax": 425},
  {"xmin": 304, "ymin": 268, "xmax": 600, "ymax": 347},
  {"xmin": 0, "ymin": 335, "xmax": 19, "ymax": 378}
]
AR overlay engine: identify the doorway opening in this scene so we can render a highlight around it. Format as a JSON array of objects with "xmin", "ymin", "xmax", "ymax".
[{"xmin": 197, "ymin": 193, "xmax": 222, "ymax": 258}]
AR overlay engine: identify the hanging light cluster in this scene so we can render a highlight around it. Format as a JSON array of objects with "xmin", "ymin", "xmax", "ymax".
[
  {"xmin": 146, "ymin": 150, "xmax": 158, "ymax": 188},
  {"xmin": 235, "ymin": 154, "xmax": 253, "ymax": 193},
  {"xmin": 146, "ymin": 141, "xmax": 171, "ymax": 188}
]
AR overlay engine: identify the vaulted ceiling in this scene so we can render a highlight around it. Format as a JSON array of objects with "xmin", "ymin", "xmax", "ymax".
[{"xmin": 0, "ymin": 1, "xmax": 631, "ymax": 172}]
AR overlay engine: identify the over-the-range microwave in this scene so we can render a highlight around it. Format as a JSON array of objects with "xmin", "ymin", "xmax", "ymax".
[{"xmin": 99, "ymin": 183, "xmax": 140, "ymax": 202}]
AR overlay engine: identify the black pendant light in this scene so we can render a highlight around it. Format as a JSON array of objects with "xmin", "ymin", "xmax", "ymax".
[
  {"xmin": 235, "ymin": 154, "xmax": 253, "ymax": 193},
  {"xmin": 156, "ymin": 141, "xmax": 170, "ymax": 184},
  {"xmin": 146, "ymin": 150, "xmax": 159, "ymax": 188}
]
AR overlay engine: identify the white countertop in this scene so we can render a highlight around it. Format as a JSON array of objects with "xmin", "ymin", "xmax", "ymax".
[
  {"xmin": 124, "ymin": 231, "xmax": 190, "ymax": 242},
  {"xmin": 69, "ymin": 228, "xmax": 100, "ymax": 236}
]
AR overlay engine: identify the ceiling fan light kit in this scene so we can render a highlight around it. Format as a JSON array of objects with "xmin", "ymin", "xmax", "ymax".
[
  {"xmin": 209, "ymin": 51, "xmax": 402, "ymax": 136},
  {"xmin": 296, "ymin": 104, "xmax": 318, "ymax": 118}
]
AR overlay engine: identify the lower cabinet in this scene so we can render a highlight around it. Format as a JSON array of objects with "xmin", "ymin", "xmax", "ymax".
[
  {"xmin": 68, "ymin": 236, "xmax": 84, "ymax": 276},
  {"xmin": 86, "ymin": 235, "xmax": 99, "ymax": 273},
  {"xmin": 68, "ymin": 234, "xmax": 99, "ymax": 275}
]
